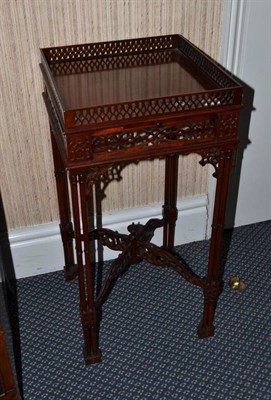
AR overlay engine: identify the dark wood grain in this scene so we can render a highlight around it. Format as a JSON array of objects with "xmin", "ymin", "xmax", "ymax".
[{"xmin": 41, "ymin": 34, "xmax": 242, "ymax": 365}]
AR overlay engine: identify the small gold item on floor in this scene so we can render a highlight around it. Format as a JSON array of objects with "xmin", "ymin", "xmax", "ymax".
[{"xmin": 229, "ymin": 276, "xmax": 246, "ymax": 291}]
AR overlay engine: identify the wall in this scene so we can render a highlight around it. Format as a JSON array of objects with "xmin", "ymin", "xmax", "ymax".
[
  {"xmin": 228, "ymin": 0, "xmax": 271, "ymax": 226},
  {"xmin": 0, "ymin": 0, "xmax": 222, "ymax": 230}
]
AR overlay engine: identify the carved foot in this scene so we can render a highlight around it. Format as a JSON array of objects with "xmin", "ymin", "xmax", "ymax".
[
  {"xmin": 197, "ymin": 280, "xmax": 222, "ymax": 338},
  {"xmin": 83, "ymin": 347, "xmax": 102, "ymax": 365},
  {"xmin": 64, "ymin": 264, "xmax": 78, "ymax": 281},
  {"xmin": 197, "ymin": 321, "xmax": 215, "ymax": 339},
  {"xmin": 81, "ymin": 309, "xmax": 101, "ymax": 365}
]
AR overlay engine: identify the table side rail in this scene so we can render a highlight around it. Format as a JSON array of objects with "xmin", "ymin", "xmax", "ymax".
[
  {"xmin": 177, "ymin": 35, "xmax": 242, "ymax": 91},
  {"xmin": 42, "ymin": 92, "xmax": 68, "ymax": 168},
  {"xmin": 64, "ymin": 107, "xmax": 241, "ymax": 165},
  {"xmin": 41, "ymin": 35, "xmax": 178, "ymax": 64},
  {"xmin": 40, "ymin": 61, "xmax": 66, "ymax": 124},
  {"xmin": 63, "ymin": 87, "xmax": 241, "ymax": 130}
]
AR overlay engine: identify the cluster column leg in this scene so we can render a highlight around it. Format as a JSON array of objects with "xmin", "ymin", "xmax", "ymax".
[
  {"xmin": 70, "ymin": 173, "xmax": 102, "ymax": 364},
  {"xmin": 198, "ymin": 154, "xmax": 232, "ymax": 338},
  {"xmin": 50, "ymin": 129, "xmax": 76, "ymax": 281},
  {"xmin": 163, "ymin": 155, "xmax": 179, "ymax": 250}
]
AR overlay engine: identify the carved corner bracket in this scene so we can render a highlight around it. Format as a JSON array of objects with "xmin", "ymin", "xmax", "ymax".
[
  {"xmin": 84, "ymin": 162, "xmax": 137, "ymax": 199},
  {"xmin": 198, "ymin": 148, "xmax": 233, "ymax": 178}
]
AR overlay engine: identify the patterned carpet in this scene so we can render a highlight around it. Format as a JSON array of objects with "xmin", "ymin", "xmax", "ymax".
[{"xmin": 17, "ymin": 221, "xmax": 271, "ymax": 400}]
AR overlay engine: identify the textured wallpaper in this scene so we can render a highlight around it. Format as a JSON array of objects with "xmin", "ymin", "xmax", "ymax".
[{"xmin": 0, "ymin": 0, "xmax": 222, "ymax": 229}]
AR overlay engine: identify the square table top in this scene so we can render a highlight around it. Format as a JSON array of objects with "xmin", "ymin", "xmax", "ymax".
[{"xmin": 41, "ymin": 35, "xmax": 242, "ymax": 131}]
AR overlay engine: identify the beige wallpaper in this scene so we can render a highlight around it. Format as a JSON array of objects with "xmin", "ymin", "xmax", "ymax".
[{"xmin": 0, "ymin": 0, "xmax": 222, "ymax": 229}]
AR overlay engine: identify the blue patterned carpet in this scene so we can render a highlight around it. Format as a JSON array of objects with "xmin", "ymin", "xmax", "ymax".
[{"xmin": 17, "ymin": 221, "xmax": 271, "ymax": 400}]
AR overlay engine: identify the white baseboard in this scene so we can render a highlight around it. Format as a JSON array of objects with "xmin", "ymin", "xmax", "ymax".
[{"xmin": 9, "ymin": 195, "xmax": 208, "ymax": 279}]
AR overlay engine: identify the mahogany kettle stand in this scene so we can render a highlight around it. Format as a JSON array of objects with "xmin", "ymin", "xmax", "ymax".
[{"xmin": 41, "ymin": 35, "xmax": 242, "ymax": 365}]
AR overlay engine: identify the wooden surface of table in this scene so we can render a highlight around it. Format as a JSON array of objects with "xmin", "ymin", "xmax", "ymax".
[{"xmin": 51, "ymin": 51, "xmax": 217, "ymax": 109}]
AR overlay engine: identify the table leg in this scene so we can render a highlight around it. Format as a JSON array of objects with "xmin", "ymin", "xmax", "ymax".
[
  {"xmin": 50, "ymin": 129, "xmax": 76, "ymax": 281},
  {"xmin": 163, "ymin": 155, "xmax": 179, "ymax": 250},
  {"xmin": 70, "ymin": 173, "xmax": 102, "ymax": 364},
  {"xmin": 198, "ymin": 152, "xmax": 232, "ymax": 338}
]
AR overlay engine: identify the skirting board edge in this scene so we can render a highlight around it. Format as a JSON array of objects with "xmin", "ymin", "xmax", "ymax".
[{"xmin": 9, "ymin": 195, "xmax": 208, "ymax": 279}]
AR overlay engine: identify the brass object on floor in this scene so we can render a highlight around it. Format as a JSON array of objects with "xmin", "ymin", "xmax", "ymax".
[{"xmin": 229, "ymin": 276, "xmax": 246, "ymax": 291}]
